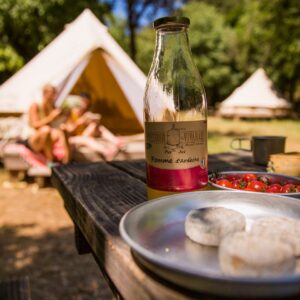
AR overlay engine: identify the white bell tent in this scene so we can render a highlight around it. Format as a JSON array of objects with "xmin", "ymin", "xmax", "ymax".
[
  {"xmin": 218, "ymin": 68, "xmax": 291, "ymax": 118},
  {"xmin": 0, "ymin": 9, "xmax": 146, "ymax": 134}
]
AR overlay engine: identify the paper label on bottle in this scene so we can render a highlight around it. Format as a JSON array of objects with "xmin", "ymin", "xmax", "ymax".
[{"xmin": 145, "ymin": 121, "xmax": 207, "ymax": 170}]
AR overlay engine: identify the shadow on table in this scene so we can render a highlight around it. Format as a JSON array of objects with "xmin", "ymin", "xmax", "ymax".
[{"xmin": 209, "ymin": 152, "xmax": 266, "ymax": 173}]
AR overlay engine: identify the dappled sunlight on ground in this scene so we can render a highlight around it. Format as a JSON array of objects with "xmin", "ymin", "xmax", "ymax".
[{"xmin": 0, "ymin": 170, "xmax": 113, "ymax": 300}]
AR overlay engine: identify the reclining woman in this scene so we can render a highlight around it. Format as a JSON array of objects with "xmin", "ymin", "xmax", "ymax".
[
  {"xmin": 62, "ymin": 93, "xmax": 125, "ymax": 161},
  {"xmin": 64, "ymin": 93, "xmax": 144, "ymax": 161},
  {"xmin": 19, "ymin": 84, "xmax": 70, "ymax": 164}
]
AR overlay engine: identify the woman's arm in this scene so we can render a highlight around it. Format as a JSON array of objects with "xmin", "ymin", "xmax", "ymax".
[
  {"xmin": 61, "ymin": 114, "xmax": 87, "ymax": 136},
  {"xmin": 29, "ymin": 103, "xmax": 61, "ymax": 129}
]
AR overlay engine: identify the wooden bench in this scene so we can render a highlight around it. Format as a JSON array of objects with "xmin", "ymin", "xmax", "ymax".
[{"xmin": 0, "ymin": 277, "xmax": 31, "ymax": 300}]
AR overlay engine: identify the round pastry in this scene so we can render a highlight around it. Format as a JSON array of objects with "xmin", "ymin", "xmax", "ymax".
[
  {"xmin": 219, "ymin": 231, "xmax": 295, "ymax": 277},
  {"xmin": 251, "ymin": 216, "xmax": 300, "ymax": 256},
  {"xmin": 185, "ymin": 207, "xmax": 246, "ymax": 246}
]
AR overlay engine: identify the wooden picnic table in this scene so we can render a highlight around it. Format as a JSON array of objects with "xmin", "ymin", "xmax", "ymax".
[{"xmin": 52, "ymin": 152, "xmax": 276, "ymax": 300}]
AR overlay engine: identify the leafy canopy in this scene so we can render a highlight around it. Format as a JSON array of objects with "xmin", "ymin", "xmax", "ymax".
[{"xmin": 0, "ymin": 0, "xmax": 112, "ymax": 83}]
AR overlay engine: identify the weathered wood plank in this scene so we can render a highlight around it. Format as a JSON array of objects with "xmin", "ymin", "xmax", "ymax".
[
  {"xmin": 52, "ymin": 162, "xmax": 205, "ymax": 299},
  {"xmin": 74, "ymin": 224, "xmax": 92, "ymax": 255},
  {"xmin": 52, "ymin": 162, "xmax": 146, "ymax": 236},
  {"xmin": 109, "ymin": 159, "xmax": 146, "ymax": 183},
  {"xmin": 0, "ymin": 277, "xmax": 31, "ymax": 300}
]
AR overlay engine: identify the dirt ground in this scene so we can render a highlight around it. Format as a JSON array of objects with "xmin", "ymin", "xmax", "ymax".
[{"xmin": 0, "ymin": 169, "xmax": 114, "ymax": 300}]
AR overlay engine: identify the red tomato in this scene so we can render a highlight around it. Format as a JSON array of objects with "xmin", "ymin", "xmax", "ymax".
[
  {"xmin": 281, "ymin": 184, "xmax": 296, "ymax": 193},
  {"xmin": 216, "ymin": 179, "xmax": 233, "ymax": 188},
  {"xmin": 226, "ymin": 175, "xmax": 239, "ymax": 181},
  {"xmin": 244, "ymin": 187, "xmax": 255, "ymax": 192},
  {"xmin": 266, "ymin": 183, "xmax": 282, "ymax": 193},
  {"xmin": 231, "ymin": 180, "xmax": 247, "ymax": 190},
  {"xmin": 257, "ymin": 176, "xmax": 271, "ymax": 186},
  {"xmin": 231, "ymin": 180, "xmax": 241, "ymax": 190},
  {"xmin": 297, "ymin": 185, "xmax": 300, "ymax": 192},
  {"xmin": 242, "ymin": 173, "xmax": 257, "ymax": 182},
  {"xmin": 247, "ymin": 180, "xmax": 266, "ymax": 192}
]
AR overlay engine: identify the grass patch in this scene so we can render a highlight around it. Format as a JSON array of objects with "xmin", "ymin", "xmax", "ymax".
[{"xmin": 208, "ymin": 117, "xmax": 300, "ymax": 154}]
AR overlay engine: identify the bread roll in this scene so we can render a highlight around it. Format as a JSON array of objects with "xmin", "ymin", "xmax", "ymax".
[
  {"xmin": 219, "ymin": 232, "xmax": 295, "ymax": 277},
  {"xmin": 251, "ymin": 216, "xmax": 300, "ymax": 256},
  {"xmin": 185, "ymin": 207, "xmax": 246, "ymax": 246}
]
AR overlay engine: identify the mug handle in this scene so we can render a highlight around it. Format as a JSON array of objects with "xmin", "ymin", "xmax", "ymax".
[{"xmin": 230, "ymin": 137, "xmax": 251, "ymax": 152}]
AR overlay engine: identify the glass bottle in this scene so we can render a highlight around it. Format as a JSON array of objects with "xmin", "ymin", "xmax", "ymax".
[{"xmin": 144, "ymin": 16, "xmax": 208, "ymax": 199}]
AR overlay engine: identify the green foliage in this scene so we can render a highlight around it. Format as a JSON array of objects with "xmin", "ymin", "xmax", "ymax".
[
  {"xmin": 181, "ymin": 2, "xmax": 241, "ymax": 104},
  {"xmin": 192, "ymin": 0, "xmax": 245, "ymax": 25},
  {"xmin": 0, "ymin": 0, "xmax": 112, "ymax": 83},
  {"xmin": 136, "ymin": 27, "xmax": 155, "ymax": 75},
  {"xmin": 109, "ymin": 18, "xmax": 130, "ymax": 54},
  {"xmin": 0, "ymin": 44, "xmax": 24, "ymax": 82},
  {"xmin": 235, "ymin": 0, "xmax": 300, "ymax": 103}
]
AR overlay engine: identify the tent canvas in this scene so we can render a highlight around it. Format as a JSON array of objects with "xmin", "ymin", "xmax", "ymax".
[
  {"xmin": 0, "ymin": 9, "xmax": 146, "ymax": 134},
  {"xmin": 218, "ymin": 68, "xmax": 291, "ymax": 118}
]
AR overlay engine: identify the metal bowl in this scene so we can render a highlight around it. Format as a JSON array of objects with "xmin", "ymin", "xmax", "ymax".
[{"xmin": 209, "ymin": 171, "xmax": 300, "ymax": 198}]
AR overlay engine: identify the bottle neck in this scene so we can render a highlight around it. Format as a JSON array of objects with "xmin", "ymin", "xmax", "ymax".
[
  {"xmin": 145, "ymin": 23, "xmax": 207, "ymax": 122},
  {"xmin": 154, "ymin": 27, "xmax": 190, "ymax": 60}
]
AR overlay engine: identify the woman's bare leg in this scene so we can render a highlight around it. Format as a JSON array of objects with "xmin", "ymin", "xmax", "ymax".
[
  {"xmin": 82, "ymin": 122, "xmax": 99, "ymax": 137},
  {"xmin": 82, "ymin": 122, "xmax": 126, "ymax": 150},
  {"xmin": 97, "ymin": 128, "xmax": 145, "ymax": 146},
  {"xmin": 51, "ymin": 128, "xmax": 70, "ymax": 163},
  {"xmin": 69, "ymin": 136, "xmax": 119, "ymax": 161},
  {"xmin": 98, "ymin": 125, "xmax": 128, "ymax": 150},
  {"xmin": 83, "ymin": 121, "xmax": 144, "ymax": 146},
  {"xmin": 119, "ymin": 133, "xmax": 144, "ymax": 143},
  {"xmin": 28, "ymin": 126, "xmax": 53, "ymax": 161}
]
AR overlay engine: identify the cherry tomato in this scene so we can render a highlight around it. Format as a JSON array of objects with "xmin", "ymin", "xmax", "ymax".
[
  {"xmin": 216, "ymin": 179, "xmax": 233, "ymax": 188},
  {"xmin": 226, "ymin": 175, "xmax": 239, "ymax": 181},
  {"xmin": 231, "ymin": 180, "xmax": 247, "ymax": 190},
  {"xmin": 242, "ymin": 173, "xmax": 257, "ymax": 182},
  {"xmin": 258, "ymin": 176, "xmax": 271, "ymax": 186},
  {"xmin": 281, "ymin": 184, "xmax": 296, "ymax": 193},
  {"xmin": 231, "ymin": 180, "xmax": 241, "ymax": 190},
  {"xmin": 297, "ymin": 185, "xmax": 300, "ymax": 192},
  {"xmin": 244, "ymin": 187, "xmax": 255, "ymax": 192},
  {"xmin": 247, "ymin": 180, "xmax": 266, "ymax": 192},
  {"xmin": 266, "ymin": 183, "xmax": 282, "ymax": 193}
]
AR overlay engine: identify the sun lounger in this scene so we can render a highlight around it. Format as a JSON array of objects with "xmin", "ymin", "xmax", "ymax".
[
  {"xmin": 3, "ymin": 144, "xmax": 51, "ymax": 184},
  {"xmin": 2, "ymin": 137, "xmax": 145, "ymax": 185},
  {"xmin": 71, "ymin": 139, "xmax": 145, "ymax": 162}
]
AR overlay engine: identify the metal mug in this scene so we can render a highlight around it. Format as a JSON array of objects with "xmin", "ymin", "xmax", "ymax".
[{"xmin": 231, "ymin": 136, "xmax": 286, "ymax": 165}]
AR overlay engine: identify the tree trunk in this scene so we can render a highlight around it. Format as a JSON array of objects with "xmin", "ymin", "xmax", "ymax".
[{"xmin": 127, "ymin": 0, "xmax": 136, "ymax": 61}]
